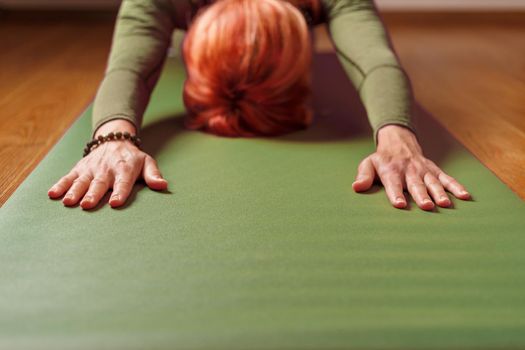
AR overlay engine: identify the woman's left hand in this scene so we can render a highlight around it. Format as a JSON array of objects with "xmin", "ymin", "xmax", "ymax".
[{"xmin": 352, "ymin": 125, "xmax": 471, "ymax": 210}]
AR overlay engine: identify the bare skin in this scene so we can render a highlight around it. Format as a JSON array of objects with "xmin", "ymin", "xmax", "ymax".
[
  {"xmin": 48, "ymin": 121, "xmax": 469, "ymax": 211},
  {"xmin": 47, "ymin": 119, "xmax": 168, "ymax": 209},
  {"xmin": 352, "ymin": 124, "xmax": 471, "ymax": 210}
]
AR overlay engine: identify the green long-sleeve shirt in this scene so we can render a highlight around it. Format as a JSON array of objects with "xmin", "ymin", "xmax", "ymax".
[{"xmin": 92, "ymin": 0, "xmax": 416, "ymax": 144}]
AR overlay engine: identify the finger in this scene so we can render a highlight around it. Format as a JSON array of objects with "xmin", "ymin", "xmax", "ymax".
[
  {"xmin": 48, "ymin": 171, "xmax": 77, "ymax": 198},
  {"xmin": 110, "ymin": 171, "xmax": 136, "ymax": 208},
  {"xmin": 406, "ymin": 170, "xmax": 434, "ymax": 211},
  {"xmin": 438, "ymin": 172, "xmax": 471, "ymax": 200},
  {"xmin": 423, "ymin": 172, "xmax": 451, "ymax": 207},
  {"xmin": 377, "ymin": 170, "xmax": 407, "ymax": 209},
  {"xmin": 63, "ymin": 174, "xmax": 92, "ymax": 206},
  {"xmin": 80, "ymin": 176, "xmax": 112, "ymax": 210},
  {"xmin": 352, "ymin": 156, "xmax": 376, "ymax": 192},
  {"xmin": 142, "ymin": 156, "xmax": 168, "ymax": 191}
]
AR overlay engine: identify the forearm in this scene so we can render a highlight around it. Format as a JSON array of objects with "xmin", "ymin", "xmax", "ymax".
[
  {"xmin": 324, "ymin": 0, "xmax": 416, "ymax": 144},
  {"xmin": 360, "ymin": 67, "xmax": 415, "ymax": 144},
  {"xmin": 91, "ymin": 0, "xmax": 175, "ymax": 138},
  {"xmin": 91, "ymin": 70, "xmax": 151, "ymax": 138}
]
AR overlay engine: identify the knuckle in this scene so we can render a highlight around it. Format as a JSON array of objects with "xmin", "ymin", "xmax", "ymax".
[
  {"xmin": 439, "ymin": 175, "xmax": 452, "ymax": 186},
  {"xmin": 405, "ymin": 166, "xmax": 420, "ymax": 178},
  {"xmin": 66, "ymin": 169, "xmax": 79, "ymax": 179},
  {"xmin": 73, "ymin": 175, "xmax": 91, "ymax": 185},
  {"xmin": 405, "ymin": 175, "xmax": 418, "ymax": 185},
  {"xmin": 145, "ymin": 155, "xmax": 155, "ymax": 163},
  {"xmin": 408, "ymin": 181, "xmax": 424, "ymax": 191},
  {"xmin": 357, "ymin": 161, "xmax": 368, "ymax": 172},
  {"xmin": 68, "ymin": 164, "xmax": 80, "ymax": 178},
  {"xmin": 114, "ymin": 177, "xmax": 134, "ymax": 187},
  {"xmin": 149, "ymin": 168, "xmax": 161, "ymax": 176},
  {"xmin": 413, "ymin": 164, "xmax": 427, "ymax": 178},
  {"xmin": 425, "ymin": 159, "xmax": 439, "ymax": 171},
  {"xmin": 455, "ymin": 183, "xmax": 466, "ymax": 191},
  {"xmin": 370, "ymin": 153, "xmax": 384, "ymax": 164},
  {"xmin": 116, "ymin": 162, "xmax": 133, "ymax": 173},
  {"xmin": 423, "ymin": 172, "xmax": 434, "ymax": 182},
  {"xmin": 435, "ymin": 170, "xmax": 446, "ymax": 180},
  {"xmin": 406, "ymin": 163, "xmax": 418, "ymax": 174},
  {"xmin": 385, "ymin": 163, "xmax": 402, "ymax": 174},
  {"xmin": 445, "ymin": 177, "xmax": 459, "ymax": 188},
  {"xmin": 439, "ymin": 171, "xmax": 452, "ymax": 180},
  {"xmin": 115, "ymin": 157, "xmax": 130, "ymax": 165},
  {"xmin": 429, "ymin": 180, "xmax": 442, "ymax": 187},
  {"xmin": 94, "ymin": 166, "xmax": 112, "ymax": 178},
  {"xmin": 375, "ymin": 164, "xmax": 391, "ymax": 176},
  {"xmin": 59, "ymin": 176, "xmax": 71, "ymax": 184},
  {"xmin": 383, "ymin": 176, "xmax": 403, "ymax": 188},
  {"xmin": 98, "ymin": 163, "xmax": 111, "ymax": 174},
  {"xmin": 91, "ymin": 178, "xmax": 109, "ymax": 187},
  {"xmin": 148, "ymin": 157, "xmax": 160, "ymax": 169},
  {"xmin": 83, "ymin": 192, "xmax": 96, "ymax": 199}
]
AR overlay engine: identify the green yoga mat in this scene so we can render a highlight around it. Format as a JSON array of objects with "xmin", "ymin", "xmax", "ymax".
[{"xmin": 1, "ymin": 53, "xmax": 524, "ymax": 350}]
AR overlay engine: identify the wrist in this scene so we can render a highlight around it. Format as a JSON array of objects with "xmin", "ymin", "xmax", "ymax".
[
  {"xmin": 376, "ymin": 124, "xmax": 421, "ymax": 153},
  {"xmin": 86, "ymin": 119, "xmax": 140, "ymax": 157},
  {"xmin": 94, "ymin": 118, "xmax": 137, "ymax": 138},
  {"xmin": 84, "ymin": 130, "xmax": 142, "ymax": 157}
]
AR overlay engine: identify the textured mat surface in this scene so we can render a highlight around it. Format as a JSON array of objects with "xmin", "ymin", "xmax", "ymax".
[{"xmin": 1, "ymin": 54, "xmax": 524, "ymax": 350}]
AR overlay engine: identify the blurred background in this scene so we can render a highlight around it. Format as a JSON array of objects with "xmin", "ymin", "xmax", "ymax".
[
  {"xmin": 0, "ymin": 0, "xmax": 524, "ymax": 206},
  {"xmin": 1, "ymin": 0, "xmax": 525, "ymax": 10}
]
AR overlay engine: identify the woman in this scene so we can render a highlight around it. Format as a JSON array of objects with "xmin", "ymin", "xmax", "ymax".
[{"xmin": 48, "ymin": 0, "xmax": 470, "ymax": 210}]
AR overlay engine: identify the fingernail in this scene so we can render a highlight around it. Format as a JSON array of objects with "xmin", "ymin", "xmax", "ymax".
[
  {"xmin": 111, "ymin": 194, "xmax": 120, "ymax": 202},
  {"xmin": 65, "ymin": 193, "xmax": 73, "ymax": 198},
  {"xmin": 83, "ymin": 195, "xmax": 93, "ymax": 202},
  {"xmin": 395, "ymin": 197, "xmax": 405, "ymax": 203}
]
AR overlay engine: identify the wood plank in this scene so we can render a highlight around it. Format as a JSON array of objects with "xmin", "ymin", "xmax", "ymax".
[{"xmin": 0, "ymin": 14, "xmax": 114, "ymax": 206}]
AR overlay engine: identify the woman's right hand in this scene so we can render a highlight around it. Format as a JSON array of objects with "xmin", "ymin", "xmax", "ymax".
[{"xmin": 47, "ymin": 119, "xmax": 168, "ymax": 209}]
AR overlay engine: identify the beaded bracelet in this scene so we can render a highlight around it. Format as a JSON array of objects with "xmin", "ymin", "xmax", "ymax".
[{"xmin": 83, "ymin": 131, "xmax": 142, "ymax": 157}]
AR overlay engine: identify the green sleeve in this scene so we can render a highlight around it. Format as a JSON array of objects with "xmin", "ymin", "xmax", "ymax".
[
  {"xmin": 91, "ymin": 0, "xmax": 176, "ymax": 138},
  {"xmin": 322, "ymin": 0, "xmax": 416, "ymax": 145}
]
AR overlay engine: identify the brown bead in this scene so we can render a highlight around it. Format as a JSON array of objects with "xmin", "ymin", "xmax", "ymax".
[
  {"xmin": 97, "ymin": 135, "xmax": 104, "ymax": 142},
  {"xmin": 115, "ymin": 131, "xmax": 122, "ymax": 139},
  {"xmin": 123, "ymin": 132, "xmax": 130, "ymax": 139},
  {"xmin": 108, "ymin": 132, "xmax": 115, "ymax": 139}
]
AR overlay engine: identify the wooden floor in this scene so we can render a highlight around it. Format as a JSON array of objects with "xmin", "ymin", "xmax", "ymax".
[
  {"xmin": 0, "ymin": 11, "xmax": 524, "ymax": 206},
  {"xmin": 0, "ymin": 12, "xmax": 115, "ymax": 206}
]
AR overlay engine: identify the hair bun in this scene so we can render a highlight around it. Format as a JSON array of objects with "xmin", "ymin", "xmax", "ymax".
[{"xmin": 183, "ymin": 0, "xmax": 313, "ymax": 137}]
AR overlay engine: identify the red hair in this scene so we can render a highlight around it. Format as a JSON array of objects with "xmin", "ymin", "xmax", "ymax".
[{"xmin": 182, "ymin": 0, "xmax": 314, "ymax": 137}]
